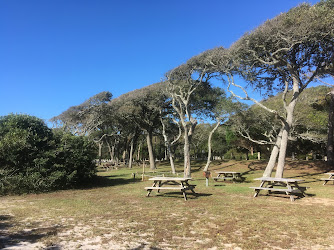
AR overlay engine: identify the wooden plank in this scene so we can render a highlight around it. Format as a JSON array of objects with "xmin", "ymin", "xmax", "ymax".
[
  {"xmin": 249, "ymin": 187, "xmax": 303, "ymax": 193},
  {"xmin": 254, "ymin": 177, "xmax": 303, "ymax": 182},
  {"xmin": 145, "ymin": 187, "xmax": 185, "ymax": 190},
  {"xmin": 148, "ymin": 177, "xmax": 192, "ymax": 181},
  {"xmin": 213, "ymin": 177, "xmax": 234, "ymax": 180},
  {"xmin": 215, "ymin": 171, "xmax": 240, "ymax": 174},
  {"xmin": 250, "ymin": 187, "xmax": 290, "ymax": 192}
]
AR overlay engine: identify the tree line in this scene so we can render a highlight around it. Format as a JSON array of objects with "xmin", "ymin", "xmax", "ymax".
[{"xmin": 52, "ymin": 0, "xmax": 334, "ymax": 178}]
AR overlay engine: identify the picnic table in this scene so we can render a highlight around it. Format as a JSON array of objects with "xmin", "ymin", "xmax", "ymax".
[
  {"xmin": 321, "ymin": 173, "xmax": 334, "ymax": 185},
  {"xmin": 213, "ymin": 171, "xmax": 244, "ymax": 182},
  {"xmin": 250, "ymin": 177, "xmax": 308, "ymax": 201},
  {"xmin": 145, "ymin": 177, "xmax": 196, "ymax": 201}
]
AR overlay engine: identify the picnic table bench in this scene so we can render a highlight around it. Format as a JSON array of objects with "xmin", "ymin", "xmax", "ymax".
[
  {"xmin": 321, "ymin": 173, "xmax": 334, "ymax": 185},
  {"xmin": 145, "ymin": 177, "xmax": 197, "ymax": 201},
  {"xmin": 213, "ymin": 171, "xmax": 244, "ymax": 182},
  {"xmin": 250, "ymin": 177, "xmax": 308, "ymax": 201}
]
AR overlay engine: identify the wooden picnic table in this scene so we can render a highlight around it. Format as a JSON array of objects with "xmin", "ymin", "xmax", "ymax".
[
  {"xmin": 250, "ymin": 177, "xmax": 308, "ymax": 202},
  {"xmin": 145, "ymin": 177, "xmax": 197, "ymax": 201},
  {"xmin": 213, "ymin": 171, "xmax": 244, "ymax": 182},
  {"xmin": 321, "ymin": 173, "xmax": 334, "ymax": 185}
]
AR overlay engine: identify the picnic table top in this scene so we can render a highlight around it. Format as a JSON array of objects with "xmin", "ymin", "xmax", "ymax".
[
  {"xmin": 325, "ymin": 172, "xmax": 334, "ymax": 175},
  {"xmin": 148, "ymin": 177, "xmax": 192, "ymax": 181},
  {"xmin": 254, "ymin": 177, "xmax": 304, "ymax": 182},
  {"xmin": 215, "ymin": 171, "xmax": 241, "ymax": 174}
]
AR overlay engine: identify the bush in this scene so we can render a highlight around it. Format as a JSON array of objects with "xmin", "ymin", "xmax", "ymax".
[
  {"xmin": 224, "ymin": 149, "xmax": 244, "ymax": 160},
  {"xmin": 0, "ymin": 114, "xmax": 97, "ymax": 194}
]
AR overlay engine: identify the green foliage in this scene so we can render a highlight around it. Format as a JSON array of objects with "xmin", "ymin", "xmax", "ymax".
[
  {"xmin": 211, "ymin": 126, "xmax": 230, "ymax": 157},
  {"xmin": 52, "ymin": 129, "xmax": 97, "ymax": 184},
  {"xmin": 223, "ymin": 148, "xmax": 245, "ymax": 160},
  {"xmin": 0, "ymin": 114, "xmax": 97, "ymax": 195},
  {"xmin": 225, "ymin": 127, "xmax": 237, "ymax": 146}
]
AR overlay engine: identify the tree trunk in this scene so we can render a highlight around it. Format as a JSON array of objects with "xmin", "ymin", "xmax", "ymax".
[
  {"xmin": 128, "ymin": 138, "xmax": 134, "ymax": 169},
  {"xmin": 183, "ymin": 125, "xmax": 191, "ymax": 178},
  {"xmin": 146, "ymin": 131, "xmax": 156, "ymax": 170},
  {"xmin": 137, "ymin": 143, "xmax": 141, "ymax": 161},
  {"xmin": 264, "ymin": 74, "xmax": 300, "ymax": 178},
  {"xmin": 275, "ymin": 122, "xmax": 290, "ymax": 178},
  {"xmin": 105, "ymin": 140, "xmax": 113, "ymax": 161},
  {"xmin": 160, "ymin": 119, "xmax": 176, "ymax": 174},
  {"xmin": 275, "ymin": 101, "xmax": 296, "ymax": 178},
  {"xmin": 168, "ymin": 147, "xmax": 176, "ymax": 174},
  {"xmin": 163, "ymin": 134, "xmax": 176, "ymax": 174},
  {"xmin": 204, "ymin": 121, "xmax": 220, "ymax": 172},
  {"xmin": 263, "ymin": 128, "xmax": 283, "ymax": 177},
  {"xmin": 327, "ymin": 89, "xmax": 334, "ymax": 169},
  {"xmin": 98, "ymin": 141, "xmax": 103, "ymax": 165},
  {"xmin": 111, "ymin": 145, "xmax": 115, "ymax": 163},
  {"xmin": 122, "ymin": 149, "xmax": 127, "ymax": 163}
]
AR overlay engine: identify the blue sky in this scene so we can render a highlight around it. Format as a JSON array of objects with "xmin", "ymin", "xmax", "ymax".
[{"xmin": 0, "ymin": 0, "xmax": 323, "ymax": 121}]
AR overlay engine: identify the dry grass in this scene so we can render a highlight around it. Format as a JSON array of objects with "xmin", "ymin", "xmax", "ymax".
[{"xmin": 1, "ymin": 159, "xmax": 334, "ymax": 249}]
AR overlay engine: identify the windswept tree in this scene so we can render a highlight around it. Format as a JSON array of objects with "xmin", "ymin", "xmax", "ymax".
[
  {"xmin": 203, "ymin": 94, "xmax": 246, "ymax": 171},
  {"xmin": 108, "ymin": 82, "xmax": 168, "ymax": 170},
  {"xmin": 51, "ymin": 91, "xmax": 114, "ymax": 163},
  {"xmin": 51, "ymin": 91, "xmax": 112, "ymax": 136},
  {"xmin": 229, "ymin": 1, "xmax": 333, "ymax": 177},
  {"xmin": 160, "ymin": 112, "xmax": 182, "ymax": 174},
  {"xmin": 190, "ymin": 0, "xmax": 334, "ymax": 177},
  {"xmin": 165, "ymin": 61, "xmax": 221, "ymax": 177},
  {"xmin": 231, "ymin": 86, "xmax": 329, "ymax": 160}
]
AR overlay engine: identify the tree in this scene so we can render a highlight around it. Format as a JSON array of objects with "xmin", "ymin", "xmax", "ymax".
[
  {"xmin": 51, "ymin": 91, "xmax": 112, "ymax": 136},
  {"xmin": 203, "ymin": 95, "xmax": 246, "ymax": 171},
  {"xmin": 51, "ymin": 91, "xmax": 114, "ymax": 164},
  {"xmin": 230, "ymin": 1, "xmax": 333, "ymax": 177},
  {"xmin": 190, "ymin": 1, "xmax": 334, "ymax": 177},
  {"xmin": 160, "ymin": 112, "xmax": 181, "ymax": 174},
  {"xmin": 230, "ymin": 86, "xmax": 329, "ymax": 160},
  {"xmin": 165, "ymin": 60, "xmax": 221, "ymax": 177},
  {"xmin": 108, "ymin": 82, "xmax": 168, "ymax": 170}
]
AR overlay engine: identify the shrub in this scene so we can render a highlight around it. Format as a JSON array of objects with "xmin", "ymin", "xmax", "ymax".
[{"xmin": 0, "ymin": 114, "xmax": 97, "ymax": 194}]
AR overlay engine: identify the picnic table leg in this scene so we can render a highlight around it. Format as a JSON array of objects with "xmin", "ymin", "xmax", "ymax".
[
  {"xmin": 232, "ymin": 173, "xmax": 237, "ymax": 183},
  {"xmin": 157, "ymin": 181, "xmax": 162, "ymax": 193},
  {"xmin": 289, "ymin": 194, "xmax": 295, "ymax": 202},
  {"xmin": 292, "ymin": 182, "xmax": 306, "ymax": 198},
  {"xmin": 185, "ymin": 181, "xmax": 197, "ymax": 195},
  {"xmin": 183, "ymin": 192, "xmax": 187, "ymax": 201},
  {"xmin": 286, "ymin": 182, "xmax": 297, "ymax": 201},
  {"xmin": 254, "ymin": 181, "xmax": 265, "ymax": 197},
  {"xmin": 325, "ymin": 175, "xmax": 334, "ymax": 185},
  {"xmin": 182, "ymin": 189, "xmax": 188, "ymax": 201},
  {"xmin": 146, "ymin": 181, "xmax": 158, "ymax": 197}
]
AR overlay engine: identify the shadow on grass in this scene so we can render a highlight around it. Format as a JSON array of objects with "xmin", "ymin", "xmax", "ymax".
[
  {"xmin": 0, "ymin": 215, "xmax": 61, "ymax": 249},
  {"xmin": 82, "ymin": 175, "xmax": 142, "ymax": 189},
  {"xmin": 255, "ymin": 192, "xmax": 315, "ymax": 201},
  {"xmin": 288, "ymin": 172, "xmax": 328, "ymax": 184},
  {"xmin": 149, "ymin": 192, "xmax": 212, "ymax": 200}
]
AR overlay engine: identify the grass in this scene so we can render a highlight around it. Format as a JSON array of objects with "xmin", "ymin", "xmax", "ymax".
[{"xmin": 1, "ymin": 159, "xmax": 334, "ymax": 249}]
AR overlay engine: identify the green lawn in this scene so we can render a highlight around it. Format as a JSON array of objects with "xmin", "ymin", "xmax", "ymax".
[{"xmin": 1, "ymin": 160, "xmax": 334, "ymax": 249}]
